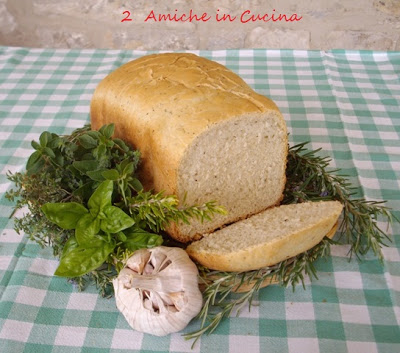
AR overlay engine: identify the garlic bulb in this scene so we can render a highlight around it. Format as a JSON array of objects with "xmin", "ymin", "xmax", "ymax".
[{"xmin": 113, "ymin": 246, "xmax": 203, "ymax": 336}]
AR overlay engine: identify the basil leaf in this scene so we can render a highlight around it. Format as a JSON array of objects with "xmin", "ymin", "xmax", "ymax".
[
  {"xmin": 60, "ymin": 236, "xmax": 79, "ymax": 257},
  {"xmin": 100, "ymin": 205, "xmax": 135, "ymax": 234},
  {"xmin": 41, "ymin": 202, "xmax": 88, "ymax": 229},
  {"xmin": 123, "ymin": 228, "xmax": 163, "ymax": 252},
  {"xmin": 88, "ymin": 180, "xmax": 113, "ymax": 216},
  {"xmin": 75, "ymin": 213, "xmax": 102, "ymax": 247},
  {"xmin": 54, "ymin": 240, "xmax": 115, "ymax": 277}
]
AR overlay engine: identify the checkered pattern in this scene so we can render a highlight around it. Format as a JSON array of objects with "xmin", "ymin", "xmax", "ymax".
[{"xmin": 1, "ymin": 46, "xmax": 399, "ymax": 353}]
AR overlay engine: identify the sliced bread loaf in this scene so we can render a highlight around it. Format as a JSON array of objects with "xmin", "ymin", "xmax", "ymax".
[
  {"xmin": 90, "ymin": 53, "xmax": 288, "ymax": 243},
  {"xmin": 186, "ymin": 201, "xmax": 343, "ymax": 272}
]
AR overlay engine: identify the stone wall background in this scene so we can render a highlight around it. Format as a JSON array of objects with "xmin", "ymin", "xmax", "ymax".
[{"xmin": 0, "ymin": 0, "xmax": 399, "ymax": 50}]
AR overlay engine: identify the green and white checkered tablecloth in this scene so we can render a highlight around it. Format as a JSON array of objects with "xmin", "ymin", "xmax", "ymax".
[{"xmin": 0, "ymin": 46, "xmax": 399, "ymax": 353}]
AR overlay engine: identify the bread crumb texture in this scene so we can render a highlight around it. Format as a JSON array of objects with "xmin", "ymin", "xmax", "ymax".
[{"xmin": 186, "ymin": 201, "xmax": 343, "ymax": 271}]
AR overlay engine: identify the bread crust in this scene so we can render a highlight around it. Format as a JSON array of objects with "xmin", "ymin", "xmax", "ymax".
[
  {"xmin": 90, "ymin": 53, "xmax": 287, "ymax": 242},
  {"xmin": 226, "ymin": 221, "xmax": 340, "ymax": 293},
  {"xmin": 186, "ymin": 201, "xmax": 343, "ymax": 272}
]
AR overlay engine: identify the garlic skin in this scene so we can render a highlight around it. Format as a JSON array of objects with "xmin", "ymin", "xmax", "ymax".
[{"xmin": 113, "ymin": 246, "xmax": 203, "ymax": 336}]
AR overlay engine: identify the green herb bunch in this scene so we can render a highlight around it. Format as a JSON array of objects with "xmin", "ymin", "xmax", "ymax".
[{"xmin": 6, "ymin": 124, "xmax": 225, "ymax": 296}]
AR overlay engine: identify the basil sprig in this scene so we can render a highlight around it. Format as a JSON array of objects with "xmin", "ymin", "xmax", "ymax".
[{"xmin": 41, "ymin": 180, "xmax": 155, "ymax": 277}]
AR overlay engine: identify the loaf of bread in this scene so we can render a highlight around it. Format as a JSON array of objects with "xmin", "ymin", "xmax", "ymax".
[
  {"xmin": 186, "ymin": 201, "xmax": 343, "ymax": 272},
  {"xmin": 90, "ymin": 53, "xmax": 288, "ymax": 243}
]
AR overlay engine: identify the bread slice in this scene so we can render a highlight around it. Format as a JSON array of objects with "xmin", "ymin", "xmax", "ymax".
[
  {"xmin": 186, "ymin": 201, "xmax": 343, "ymax": 272},
  {"xmin": 200, "ymin": 222, "xmax": 339, "ymax": 293},
  {"xmin": 90, "ymin": 53, "xmax": 288, "ymax": 243},
  {"xmin": 230, "ymin": 221, "xmax": 340, "ymax": 293}
]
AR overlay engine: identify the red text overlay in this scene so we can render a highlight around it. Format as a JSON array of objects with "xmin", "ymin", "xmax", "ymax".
[{"xmin": 121, "ymin": 9, "xmax": 303, "ymax": 23}]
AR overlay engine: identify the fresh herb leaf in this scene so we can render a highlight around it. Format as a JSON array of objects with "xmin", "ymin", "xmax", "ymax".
[
  {"xmin": 123, "ymin": 228, "xmax": 163, "ymax": 252},
  {"xmin": 88, "ymin": 180, "xmax": 113, "ymax": 217},
  {"xmin": 26, "ymin": 150, "xmax": 42, "ymax": 170},
  {"xmin": 55, "ymin": 239, "xmax": 115, "ymax": 277},
  {"xmin": 78, "ymin": 134, "xmax": 98, "ymax": 149},
  {"xmin": 75, "ymin": 213, "xmax": 101, "ymax": 247},
  {"xmin": 100, "ymin": 205, "xmax": 135, "ymax": 233},
  {"xmin": 99, "ymin": 123, "xmax": 115, "ymax": 139},
  {"xmin": 72, "ymin": 160, "xmax": 99, "ymax": 173},
  {"xmin": 128, "ymin": 191, "xmax": 226, "ymax": 233},
  {"xmin": 86, "ymin": 169, "xmax": 107, "ymax": 182},
  {"xmin": 41, "ymin": 202, "xmax": 88, "ymax": 230},
  {"xmin": 102, "ymin": 169, "xmax": 120, "ymax": 181},
  {"xmin": 39, "ymin": 131, "xmax": 52, "ymax": 147}
]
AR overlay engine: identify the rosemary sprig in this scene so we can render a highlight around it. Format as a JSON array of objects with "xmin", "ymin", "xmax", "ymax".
[
  {"xmin": 284, "ymin": 141, "xmax": 395, "ymax": 260},
  {"xmin": 184, "ymin": 238, "xmax": 335, "ymax": 344},
  {"xmin": 184, "ymin": 141, "xmax": 397, "ymax": 344},
  {"xmin": 128, "ymin": 190, "xmax": 226, "ymax": 233}
]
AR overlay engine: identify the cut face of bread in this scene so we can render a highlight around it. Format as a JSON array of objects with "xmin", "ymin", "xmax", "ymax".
[
  {"xmin": 90, "ymin": 53, "xmax": 288, "ymax": 243},
  {"xmin": 175, "ymin": 113, "xmax": 287, "ymax": 240},
  {"xmin": 186, "ymin": 201, "xmax": 343, "ymax": 272},
  {"xmin": 229, "ymin": 221, "xmax": 339, "ymax": 293}
]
